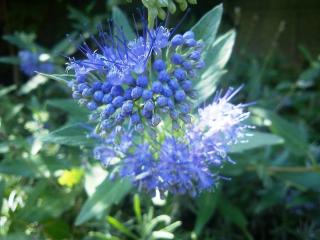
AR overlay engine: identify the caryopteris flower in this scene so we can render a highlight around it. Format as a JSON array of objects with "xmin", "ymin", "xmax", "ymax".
[
  {"xmin": 66, "ymin": 13, "xmax": 250, "ymax": 197},
  {"xmin": 94, "ymin": 86, "xmax": 250, "ymax": 196},
  {"xmin": 19, "ymin": 50, "xmax": 55, "ymax": 77},
  {"xmin": 67, "ymin": 20, "xmax": 204, "ymax": 137}
]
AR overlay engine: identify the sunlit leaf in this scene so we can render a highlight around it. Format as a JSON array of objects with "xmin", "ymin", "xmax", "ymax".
[
  {"xmin": 75, "ymin": 178, "xmax": 131, "ymax": 225},
  {"xmin": 229, "ymin": 131, "xmax": 284, "ymax": 153}
]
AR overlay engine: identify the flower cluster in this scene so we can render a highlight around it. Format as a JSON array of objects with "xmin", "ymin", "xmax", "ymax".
[
  {"xmin": 94, "ymin": 87, "xmax": 250, "ymax": 196},
  {"xmin": 19, "ymin": 50, "xmax": 55, "ymax": 77},
  {"xmin": 67, "ymin": 17, "xmax": 250, "ymax": 196},
  {"xmin": 67, "ymin": 22, "xmax": 204, "ymax": 136}
]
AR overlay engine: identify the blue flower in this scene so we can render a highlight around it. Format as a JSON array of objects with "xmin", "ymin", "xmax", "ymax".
[
  {"xmin": 67, "ymin": 18, "xmax": 205, "ymax": 137},
  {"xmin": 119, "ymin": 144, "xmax": 159, "ymax": 193},
  {"xmin": 157, "ymin": 137, "xmax": 214, "ymax": 196},
  {"xmin": 18, "ymin": 50, "xmax": 55, "ymax": 77}
]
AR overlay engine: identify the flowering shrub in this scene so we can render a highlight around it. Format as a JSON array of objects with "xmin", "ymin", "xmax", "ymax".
[
  {"xmin": 63, "ymin": 7, "xmax": 252, "ymax": 197},
  {"xmin": 3, "ymin": 2, "xmax": 316, "ymax": 239}
]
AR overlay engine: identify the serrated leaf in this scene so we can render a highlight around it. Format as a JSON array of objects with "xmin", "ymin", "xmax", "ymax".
[
  {"xmin": 39, "ymin": 123, "xmax": 95, "ymax": 146},
  {"xmin": 191, "ymin": 4, "xmax": 223, "ymax": 48},
  {"xmin": 112, "ymin": 6, "xmax": 136, "ymax": 41},
  {"xmin": 229, "ymin": 131, "xmax": 284, "ymax": 153},
  {"xmin": 75, "ymin": 179, "xmax": 132, "ymax": 225}
]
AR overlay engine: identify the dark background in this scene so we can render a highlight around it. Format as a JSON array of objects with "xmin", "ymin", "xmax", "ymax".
[{"xmin": 1, "ymin": 0, "xmax": 320, "ymax": 85}]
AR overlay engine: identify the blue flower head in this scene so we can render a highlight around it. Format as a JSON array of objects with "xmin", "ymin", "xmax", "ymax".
[
  {"xmin": 67, "ymin": 18, "xmax": 205, "ymax": 137},
  {"xmin": 67, "ymin": 12, "xmax": 251, "ymax": 197},
  {"xmin": 94, "ymin": 86, "xmax": 250, "ymax": 197}
]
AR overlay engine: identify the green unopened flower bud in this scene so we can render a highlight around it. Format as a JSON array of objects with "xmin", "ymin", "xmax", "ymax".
[
  {"xmin": 157, "ymin": 8, "xmax": 167, "ymax": 20},
  {"xmin": 178, "ymin": 0, "xmax": 188, "ymax": 11},
  {"xmin": 168, "ymin": 0, "xmax": 176, "ymax": 13},
  {"xmin": 157, "ymin": 0, "xmax": 169, "ymax": 7}
]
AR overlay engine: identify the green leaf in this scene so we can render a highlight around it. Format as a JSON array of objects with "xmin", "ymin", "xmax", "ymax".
[
  {"xmin": 194, "ymin": 191, "xmax": 219, "ymax": 236},
  {"xmin": 276, "ymin": 172, "xmax": 320, "ymax": 191},
  {"xmin": 195, "ymin": 30, "xmax": 236, "ymax": 105},
  {"xmin": 16, "ymin": 182, "xmax": 77, "ymax": 222},
  {"xmin": 18, "ymin": 74, "xmax": 49, "ymax": 95},
  {"xmin": 37, "ymin": 72, "xmax": 74, "ymax": 84},
  {"xmin": 0, "ymin": 56, "xmax": 19, "ymax": 64},
  {"xmin": 39, "ymin": 123, "xmax": 96, "ymax": 146},
  {"xmin": 112, "ymin": 6, "xmax": 136, "ymax": 41},
  {"xmin": 75, "ymin": 178, "xmax": 132, "ymax": 225},
  {"xmin": 46, "ymin": 99, "xmax": 89, "ymax": 121},
  {"xmin": 191, "ymin": 4, "xmax": 223, "ymax": 48},
  {"xmin": 107, "ymin": 216, "xmax": 138, "ymax": 239},
  {"xmin": 252, "ymin": 108, "xmax": 309, "ymax": 156},
  {"xmin": 2, "ymin": 32, "xmax": 42, "ymax": 51},
  {"xmin": 218, "ymin": 196, "xmax": 253, "ymax": 240},
  {"xmin": 0, "ymin": 179, "xmax": 5, "ymax": 212},
  {"xmin": 133, "ymin": 194, "xmax": 142, "ymax": 223},
  {"xmin": 43, "ymin": 219, "xmax": 71, "ymax": 240},
  {"xmin": 0, "ymin": 85, "xmax": 16, "ymax": 97},
  {"xmin": 229, "ymin": 131, "xmax": 284, "ymax": 153},
  {"xmin": 0, "ymin": 158, "xmax": 46, "ymax": 177},
  {"xmin": 51, "ymin": 32, "xmax": 77, "ymax": 56}
]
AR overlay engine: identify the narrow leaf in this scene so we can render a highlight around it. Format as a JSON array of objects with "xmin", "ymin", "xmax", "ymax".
[
  {"xmin": 75, "ymin": 179, "xmax": 131, "ymax": 225},
  {"xmin": 39, "ymin": 123, "xmax": 95, "ymax": 146},
  {"xmin": 112, "ymin": 6, "xmax": 136, "ymax": 41},
  {"xmin": 229, "ymin": 131, "xmax": 284, "ymax": 153}
]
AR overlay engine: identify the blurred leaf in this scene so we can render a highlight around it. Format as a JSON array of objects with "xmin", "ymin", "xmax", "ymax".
[
  {"xmin": 75, "ymin": 178, "xmax": 132, "ymax": 225},
  {"xmin": 38, "ymin": 72, "xmax": 74, "ymax": 84},
  {"xmin": 51, "ymin": 32, "xmax": 77, "ymax": 56},
  {"xmin": 195, "ymin": 30, "xmax": 236, "ymax": 105},
  {"xmin": 191, "ymin": 4, "xmax": 222, "ymax": 49},
  {"xmin": 1, "ymin": 233, "xmax": 32, "ymax": 240},
  {"xmin": 0, "ymin": 85, "xmax": 16, "ymax": 97},
  {"xmin": 194, "ymin": 191, "xmax": 219, "ymax": 236},
  {"xmin": 112, "ymin": 6, "xmax": 136, "ymax": 41},
  {"xmin": 16, "ymin": 182, "xmax": 77, "ymax": 222},
  {"xmin": 0, "ymin": 56, "xmax": 19, "ymax": 64},
  {"xmin": 0, "ymin": 158, "xmax": 46, "ymax": 177},
  {"xmin": 133, "ymin": 194, "xmax": 142, "ymax": 223},
  {"xmin": 296, "ymin": 64, "xmax": 320, "ymax": 89},
  {"xmin": 39, "ymin": 123, "xmax": 96, "ymax": 146},
  {"xmin": 229, "ymin": 131, "xmax": 284, "ymax": 153},
  {"xmin": 218, "ymin": 196, "xmax": 253, "ymax": 240},
  {"xmin": 2, "ymin": 32, "xmax": 41, "ymax": 51},
  {"xmin": 107, "ymin": 216, "xmax": 138, "ymax": 239},
  {"xmin": 0, "ymin": 179, "xmax": 5, "ymax": 212},
  {"xmin": 43, "ymin": 219, "xmax": 71, "ymax": 240},
  {"xmin": 46, "ymin": 99, "xmax": 89, "ymax": 121},
  {"xmin": 18, "ymin": 74, "xmax": 48, "ymax": 95},
  {"xmin": 276, "ymin": 172, "xmax": 320, "ymax": 191},
  {"xmin": 252, "ymin": 108, "xmax": 309, "ymax": 156}
]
